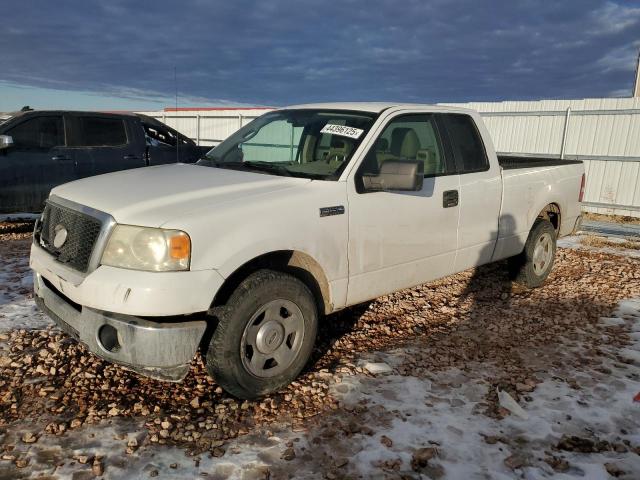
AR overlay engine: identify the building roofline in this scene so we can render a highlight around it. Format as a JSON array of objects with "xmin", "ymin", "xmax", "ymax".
[{"xmin": 163, "ymin": 106, "xmax": 273, "ymax": 112}]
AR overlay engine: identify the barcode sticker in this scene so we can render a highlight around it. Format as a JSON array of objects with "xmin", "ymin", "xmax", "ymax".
[{"xmin": 320, "ymin": 124, "xmax": 364, "ymax": 139}]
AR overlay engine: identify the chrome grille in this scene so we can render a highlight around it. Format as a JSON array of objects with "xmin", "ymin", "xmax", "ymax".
[{"xmin": 38, "ymin": 201, "xmax": 103, "ymax": 273}]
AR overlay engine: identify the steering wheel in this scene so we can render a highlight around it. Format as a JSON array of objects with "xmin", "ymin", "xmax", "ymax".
[{"xmin": 325, "ymin": 151, "xmax": 347, "ymax": 164}]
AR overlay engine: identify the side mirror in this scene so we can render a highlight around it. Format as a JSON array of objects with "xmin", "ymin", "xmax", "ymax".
[
  {"xmin": 361, "ymin": 160, "xmax": 424, "ymax": 192},
  {"xmin": 0, "ymin": 135, "xmax": 13, "ymax": 150}
]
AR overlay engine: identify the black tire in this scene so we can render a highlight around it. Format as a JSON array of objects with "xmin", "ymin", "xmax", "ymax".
[
  {"xmin": 206, "ymin": 269, "xmax": 318, "ymax": 399},
  {"xmin": 508, "ymin": 218, "xmax": 557, "ymax": 288}
]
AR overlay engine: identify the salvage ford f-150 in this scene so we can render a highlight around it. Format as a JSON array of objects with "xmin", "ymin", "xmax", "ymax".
[{"xmin": 29, "ymin": 103, "xmax": 585, "ymax": 399}]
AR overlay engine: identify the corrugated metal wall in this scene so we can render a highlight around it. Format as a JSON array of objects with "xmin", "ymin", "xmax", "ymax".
[
  {"xmin": 140, "ymin": 98, "xmax": 640, "ymax": 218},
  {"xmin": 445, "ymin": 98, "xmax": 640, "ymax": 218},
  {"xmin": 136, "ymin": 109, "xmax": 272, "ymax": 146}
]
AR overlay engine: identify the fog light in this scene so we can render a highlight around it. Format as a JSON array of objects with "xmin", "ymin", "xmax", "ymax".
[{"xmin": 98, "ymin": 324, "xmax": 121, "ymax": 353}]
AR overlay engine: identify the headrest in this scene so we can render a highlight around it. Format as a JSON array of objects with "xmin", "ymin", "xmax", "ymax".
[
  {"xmin": 390, "ymin": 128, "xmax": 421, "ymax": 158},
  {"xmin": 400, "ymin": 130, "xmax": 420, "ymax": 158}
]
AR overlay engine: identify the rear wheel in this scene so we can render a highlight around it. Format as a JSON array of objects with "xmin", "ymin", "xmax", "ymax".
[
  {"xmin": 205, "ymin": 269, "xmax": 318, "ymax": 399},
  {"xmin": 508, "ymin": 218, "xmax": 556, "ymax": 288}
]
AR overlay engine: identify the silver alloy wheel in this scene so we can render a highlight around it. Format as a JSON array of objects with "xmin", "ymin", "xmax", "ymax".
[
  {"xmin": 532, "ymin": 232, "xmax": 553, "ymax": 275},
  {"xmin": 241, "ymin": 299, "xmax": 305, "ymax": 378}
]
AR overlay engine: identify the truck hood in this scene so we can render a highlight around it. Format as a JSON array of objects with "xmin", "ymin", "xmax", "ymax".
[{"xmin": 51, "ymin": 164, "xmax": 310, "ymax": 226}]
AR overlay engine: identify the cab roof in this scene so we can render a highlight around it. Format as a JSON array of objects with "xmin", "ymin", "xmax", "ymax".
[{"xmin": 281, "ymin": 102, "xmax": 477, "ymax": 115}]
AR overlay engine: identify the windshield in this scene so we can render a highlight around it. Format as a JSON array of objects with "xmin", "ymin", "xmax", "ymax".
[{"xmin": 197, "ymin": 109, "xmax": 377, "ymax": 180}]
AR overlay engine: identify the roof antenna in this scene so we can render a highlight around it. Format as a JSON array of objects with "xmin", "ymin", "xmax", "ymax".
[
  {"xmin": 633, "ymin": 48, "xmax": 640, "ymax": 98},
  {"xmin": 175, "ymin": 66, "xmax": 179, "ymax": 163}
]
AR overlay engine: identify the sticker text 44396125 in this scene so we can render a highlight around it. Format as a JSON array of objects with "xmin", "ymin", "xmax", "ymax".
[{"xmin": 320, "ymin": 124, "xmax": 364, "ymax": 140}]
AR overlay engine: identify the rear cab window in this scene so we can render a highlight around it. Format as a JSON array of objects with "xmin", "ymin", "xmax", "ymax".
[
  {"xmin": 439, "ymin": 114, "xmax": 489, "ymax": 173},
  {"xmin": 6, "ymin": 115, "xmax": 65, "ymax": 149}
]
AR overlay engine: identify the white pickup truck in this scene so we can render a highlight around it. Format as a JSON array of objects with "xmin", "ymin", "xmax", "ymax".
[{"xmin": 30, "ymin": 103, "xmax": 585, "ymax": 398}]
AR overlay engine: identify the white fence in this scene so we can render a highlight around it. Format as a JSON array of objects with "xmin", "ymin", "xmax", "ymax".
[
  {"xmin": 140, "ymin": 98, "xmax": 640, "ymax": 218},
  {"xmin": 136, "ymin": 108, "xmax": 271, "ymax": 147},
  {"xmin": 444, "ymin": 98, "xmax": 640, "ymax": 218}
]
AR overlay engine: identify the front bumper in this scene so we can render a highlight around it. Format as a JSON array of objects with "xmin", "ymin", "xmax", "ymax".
[
  {"xmin": 30, "ymin": 242, "xmax": 224, "ymax": 316},
  {"xmin": 34, "ymin": 272, "xmax": 207, "ymax": 381}
]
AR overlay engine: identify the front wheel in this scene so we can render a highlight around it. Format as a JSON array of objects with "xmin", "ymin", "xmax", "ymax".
[
  {"xmin": 508, "ymin": 218, "xmax": 557, "ymax": 288},
  {"xmin": 205, "ymin": 269, "xmax": 318, "ymax": 399}
]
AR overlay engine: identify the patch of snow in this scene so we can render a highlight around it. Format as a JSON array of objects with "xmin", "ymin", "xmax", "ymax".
[
  {"xmin": 558, "ymin": 234, "xmax": 640, "ymax": 258},
  {"xmin": 360, "ymin": 361, "xmax": 393, "ymax": 375},
  {"xmin": 326, "ymin": 297, "xmax": 640, "ymax": 478},
  {"xmin": 557, "ymin": 235, "xmax": 583, "ymax": 249},
  {"xmin": 620, "ymin": 348, "xmax": 640, "ymax": 363},
  {"xmin": 601, "ymin": 316, "xmax": 626, "ymax": 326},
  {"xmin": 0, "ymin": 298, "xmax": 51, "ymax": 332},
  {"xmin": 10, "ymin": 418, "xmax": 295, "ymax": 480},
  {"xmin": 0, "ymin": 241, "xmax": 51, "ymax": 331}
]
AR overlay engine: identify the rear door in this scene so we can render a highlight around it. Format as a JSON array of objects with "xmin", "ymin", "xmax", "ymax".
[
  {"xmin": 439, "ymin": 113, "xmax": 502, "ymax": 271},
  {"xmin": 346, "ymin": 111, "xmax": 460, "ymax": 305},
  {"xmin": 0, "ymin": 113, "xmax": 72, "ymax": 212},
  {"xmin": 67, "ymin": 114, "xmax": 145, "ymax": 179}
]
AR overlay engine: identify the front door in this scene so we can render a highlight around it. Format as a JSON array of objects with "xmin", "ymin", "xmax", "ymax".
[
  {"xmin": 346, "ymin": 113, "xmax": 460, "ymax": 306},
  {"xmin": 0, "ymin": 114, "xmax": 73, "ymax": 212}
]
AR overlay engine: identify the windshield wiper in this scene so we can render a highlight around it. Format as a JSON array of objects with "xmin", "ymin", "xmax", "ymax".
[
  {"xmin": 199, "ymin": 159, "xmax": 326, "ymax": 179},
  {"xmin": 201, "ymin": 160, "xmax": 293, "ymax": 177},
  {"xmin": 243, "ymin": 161, "xmax": 292, "ymax": 177}
]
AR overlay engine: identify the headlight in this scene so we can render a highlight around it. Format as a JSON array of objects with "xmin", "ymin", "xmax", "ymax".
[{"xmin": 101, "ymin": 225, "xmax": 191, "ymax": 272}]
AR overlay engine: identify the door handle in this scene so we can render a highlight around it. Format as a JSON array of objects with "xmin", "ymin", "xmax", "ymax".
[
  {"xmin": 51, "ymin": 155, "xmax": 72, "ymax": 162},
  {"xmin": 123, "ymin": 154, "xmax": 140, "ymax": 161},
  {"xmin": 443, "ymin": 190, "xmax": 459, "ymax": 208}
]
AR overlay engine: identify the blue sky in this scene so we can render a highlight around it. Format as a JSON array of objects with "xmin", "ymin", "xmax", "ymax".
[{"xmin": 1, "ymin": 0, "xmax": 639, "ymax": 111}]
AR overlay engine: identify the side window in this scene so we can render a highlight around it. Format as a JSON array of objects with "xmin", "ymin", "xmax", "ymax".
[
  {"xmin": 143, "ymin": 123, "xmax": 177, "ymax": 147},
  {"xmin": 142, "ymin": 122, "xmax": 191, "ymax": 147},
  {"xmin": 75, "ymin": 117, "xmax": 127, "ymax": 147},
  {"xmin": 441, "ymin": 114, "xmax": 488, "ymax": 173},
  {"xmin": 7, "ymin": 116, "xmax": 64, "ymax": 149},
  {"xmin": 360, "ymin": 114, "xmax": 447, "ymax": 177}
]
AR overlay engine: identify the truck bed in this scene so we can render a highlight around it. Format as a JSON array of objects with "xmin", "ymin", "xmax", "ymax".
[{"xmin": 498, "ymin": 155, "xmax": 582, "ymax": 170}]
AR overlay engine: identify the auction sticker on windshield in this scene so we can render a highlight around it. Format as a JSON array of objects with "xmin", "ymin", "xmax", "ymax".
[{"xmin": 320, "ymin": 124, "xmax": 364, "ymax": 139}]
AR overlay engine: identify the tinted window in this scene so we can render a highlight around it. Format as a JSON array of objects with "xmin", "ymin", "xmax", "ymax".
[
  {"xmin": 77, "ymin": 117, "xmax": 127, "ymax": 146},
  {"xmin": 441, "ymin": 114, "xmax": 488, "ymax": 173},
  {"xmin": 142, "ymin": 122, "xmax": 192, "ymax": 147},
  {"xmin": 7, "ymin": 116, "xmax": 64, "ymax": 148},
  {"xmin": 360, "ymin": 114, "xmax": 448, "ymax": 177}
]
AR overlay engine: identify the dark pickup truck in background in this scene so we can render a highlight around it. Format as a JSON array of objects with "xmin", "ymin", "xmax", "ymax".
[{"xmin": 0, "ymin": 110, "xmax": 209, "ymax": 213}]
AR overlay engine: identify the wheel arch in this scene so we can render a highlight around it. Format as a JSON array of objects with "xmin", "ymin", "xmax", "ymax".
[
  {"xmin": 536, "ymin": 202, "xmax": 561, "ymax": 236},
  {"xmin": 210, "ymin": 250, "xmax": 332, "ymax": 316}
]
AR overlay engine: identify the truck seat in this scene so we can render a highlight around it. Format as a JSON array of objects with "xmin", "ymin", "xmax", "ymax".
[{"xmin": 417, "ymin": 147, "xmax": 443, "ymax": 175}]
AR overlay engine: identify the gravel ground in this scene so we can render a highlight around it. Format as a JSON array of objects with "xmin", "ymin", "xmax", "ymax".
[{"xmin": 0, "ymin": 226, "xmax": 639, "ymax": 479}]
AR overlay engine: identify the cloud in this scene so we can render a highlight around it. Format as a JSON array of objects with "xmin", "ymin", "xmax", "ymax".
[
  {"xmin": 589, "ymin": 1, "xmax": 640, "ymax": 35},
  {"xmin": 597, "ymin": 41, "xmax": 640, "ymax": 72},
  {"xmin": 1, "ymin": 0, "xmax": 639, "ymax": 107}
]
